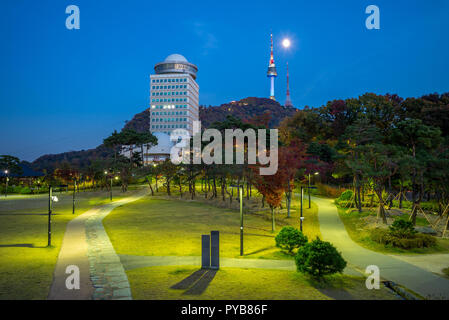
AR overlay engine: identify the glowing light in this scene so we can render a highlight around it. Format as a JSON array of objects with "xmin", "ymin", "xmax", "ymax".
[{"xmin": 282, "ymin": 38, "xmax": 291, "ymax": 48}]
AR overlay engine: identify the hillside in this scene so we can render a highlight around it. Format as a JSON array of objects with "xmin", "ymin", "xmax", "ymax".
[
  {"xmin": 31, "ymin": 145, "xmax": 113, "ymax": 173},
  {"xmin": 123, "ymin": 97, "xmax": 298, "ymax": 132},
  {"xmin": 199, "ymin": 97, "xmax": 298, "ymax": 128},
  {"xmin": 32, "ymin": 97, "xmax": 298, "ymax": 171}
]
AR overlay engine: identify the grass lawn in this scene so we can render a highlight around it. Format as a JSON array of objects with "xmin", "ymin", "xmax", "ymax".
[
  {"xmin": 337, "ymin": 207, "xmax": 449, "ymax": 255},
  {"xmin": 127, "ymin": 265, "xmax": 398, "ymax": 300},
  {"xmin": 104, "ymin": 196, "xmax": 320, "ymax": 260},
  {"xmin": 0, "ymin": 187, "xmax": 144, "ymax": 300}
]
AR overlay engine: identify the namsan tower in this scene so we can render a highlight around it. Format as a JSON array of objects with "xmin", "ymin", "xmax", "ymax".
[
  {"xmin": 267, "ymin": 33, "xmax": 278, "ymax": 100},
  {"xmin": 285, "ymin": 62, "xmax": 293, "ymax": 107}
]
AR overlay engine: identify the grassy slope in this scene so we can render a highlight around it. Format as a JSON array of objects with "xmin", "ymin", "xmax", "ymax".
[
  {"xmin": 104, "ymin": 195, "xmax": 398, "ymax": 299},
  {"xmin": 127, "ymin": 265, "xmax": 398, "ymax": 300},
  {"xmin": 337, "ymin": 207, "xmax": 449, "ymax": 255},
  {"xmin": 0, "ymin": 187, "xmax": 141, "ymax": 300},
  {"xmin": 104, "ymin": 196, "xmax": 320, "ymax": 260}
]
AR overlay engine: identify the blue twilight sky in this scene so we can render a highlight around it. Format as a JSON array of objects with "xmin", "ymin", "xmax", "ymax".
[{"xmin": 1, "ymin": 0, "xmax": 449, "ymax": 161}]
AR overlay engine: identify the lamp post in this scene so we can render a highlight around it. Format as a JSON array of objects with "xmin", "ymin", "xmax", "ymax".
[
  {"xmin": 300, "ymin": 186, "xmax": 304, "ymax": 232},
  {"xmin": 105, "ymin": 171, "xmax": 113, "ymax": 201},
  {"xmin": 308, "ymin": 172, "xmax": 319, "ymax": 209},
  {"xmin": 72, "ymin": 178, "xmax": 77, "ymax": 214},
  {"xmin": 4, "ymin": 170, "xmax": 9, "ymax": 198},
  {"xmin": 300, "ymin": 182, "xmax": 317, "ymax": 233},
  {"xmin": 47, "ymin": 186, "xmax": 57, "ymax": 246},
  {"xmin": 231, "ymin": 184, "xmax": 244, "ymax": 256}
]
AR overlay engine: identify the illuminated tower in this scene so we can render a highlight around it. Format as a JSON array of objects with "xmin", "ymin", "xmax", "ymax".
[
  {"xmin": 267, "ymin": 33, "xmax": 277, "ymax": 100},
  {"xmin": 285, "ymin": 62, "xmax": 293, "ymax": 107}
]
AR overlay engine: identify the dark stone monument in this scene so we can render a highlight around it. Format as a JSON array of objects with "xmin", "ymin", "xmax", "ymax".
[
  {"xmin": 210, "ymin": 231, "xmax": 219, "ymax": 270},
  {"xmin": 201, "ymin": 235, "xmax": 211, "ymax": 269}
]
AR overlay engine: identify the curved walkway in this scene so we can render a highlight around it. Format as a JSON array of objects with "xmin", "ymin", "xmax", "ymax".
[
  {"xmin": 313, "ymin": 196, "xmax": 449, "ymax": 299},
  {"xmin": 48, "ymin": 190, "xmax": 147, "ymax": 300}
]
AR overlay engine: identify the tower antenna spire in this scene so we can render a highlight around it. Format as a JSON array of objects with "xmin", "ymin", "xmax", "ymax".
[
  {"xmin": 285, "ymin": 62, "xmax": 293, "ymax": 107},
  {"xmin": 267, "ymin": 32, "xmax": 278, "ymax": 100}
]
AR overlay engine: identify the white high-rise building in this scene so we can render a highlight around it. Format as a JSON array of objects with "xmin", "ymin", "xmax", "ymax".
[{"xmin": 149, "ymin": 54, "xmax": 199, "ymax": 136}]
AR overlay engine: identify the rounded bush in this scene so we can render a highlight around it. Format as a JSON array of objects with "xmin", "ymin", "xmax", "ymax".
[
  {"xmin": 295, "ymin": 238, "xmax": 347, "ymax": 277},
  {"xmin": 275, "ymin": 227, "xmax": 308, "ymax": 253},
  {"xmin": 337, "ymin": 190, "xmax": 353, "ymax": 202},
  {"xmin": 389, "ymin": 220, "xmax": 417, "ymax": 238}
]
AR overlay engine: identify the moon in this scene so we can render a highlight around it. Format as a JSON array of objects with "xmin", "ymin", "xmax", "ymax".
[{"xmin": 282, "ymin": 38, "xmax": 291, "ymax": 48}]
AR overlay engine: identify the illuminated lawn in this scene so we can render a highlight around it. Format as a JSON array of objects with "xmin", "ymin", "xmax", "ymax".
[
  {"xmin": 0, "ymin": 187, "xmax": 142, "ymax": 300},
  {"xmin": 127, "ymin": 265, "xmax": 398, "ymax": 300},
  {"xmin": 104, "ymin": 196, "xmax": 320, "ymax": 260}
]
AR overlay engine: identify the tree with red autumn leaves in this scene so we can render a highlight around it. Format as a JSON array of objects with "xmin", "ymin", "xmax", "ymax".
[
  {"xmin": 252, "ymin": 167, "xmax": 286, "ymax": 232},
  {"xmin": 279, "ymin": 139, "xmax": 308, "ymax": 218}
]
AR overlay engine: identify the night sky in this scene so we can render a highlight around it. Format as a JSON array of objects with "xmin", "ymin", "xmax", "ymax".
[{"xmin": 1, "ymin": 0, "xmax": 449, "ymax": 161}]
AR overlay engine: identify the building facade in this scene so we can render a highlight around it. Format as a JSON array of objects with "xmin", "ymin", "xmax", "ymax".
[{"xmin": 149, "ymin": 54, "xmax": 199, "ymax": 136}]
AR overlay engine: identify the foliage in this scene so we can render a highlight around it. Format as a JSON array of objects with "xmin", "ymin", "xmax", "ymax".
[
  {"xmin": 315, "ymin": 183, "xmax": 344, "ymax": 198},
  {"xmin": 388, "ymin": 220, "xmax": 417, "ymax": 238},
  {"xmin": 336, "ymin": 190, "xmax": 353, "ymax": 203},
  {"xmin": 295, "ymin": 238, "xmax": 347, "ymax": 277},
  {"xmin": 0, "ymin": 155, "xmax": 23, "ymax": 175},
  {"xmin": 275, "ymin": 227, "xmax": 308, "ymax": 253},
  {"xmin": 371, "ymin": 228, "xmax": 436, "ymax": 249}
]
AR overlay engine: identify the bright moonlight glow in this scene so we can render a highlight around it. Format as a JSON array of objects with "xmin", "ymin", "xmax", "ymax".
[{"xmin": 282, "ymin": 38, "xmax": 291, "ymax": 48}]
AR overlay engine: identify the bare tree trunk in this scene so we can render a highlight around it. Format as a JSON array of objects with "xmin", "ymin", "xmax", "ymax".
[
  {"xmin": 375, "ymin": 189, "xmax": 388, "ymax": 224},
  {"xmin": 147, "ymin": 178, "xmax": 154, "ymax": 196}
]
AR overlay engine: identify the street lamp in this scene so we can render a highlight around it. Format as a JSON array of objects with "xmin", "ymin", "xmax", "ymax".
[
  {"xmin": 300, "ymin": 179, "xmax": 318, "ymax": 232},
  {"xmin": 231, "ymin": 184, "xmax": 244, "ymax": 256},
  {"xmin": 300, "ymin": 186, "xmax": 304, "ymax": 232},
  {"xmin": 47, "ymin": 186, "xmax": 58, "ymax": 247},
  {"xmin": 72, "ymin": 177, "xmax": 77, "ymax": 214},
  {"xmin": 308, "ymin": 172, "xmax": 319, "ymax": 209},
  {"xmin": 4, "ymin": 170, "xmax": 9, "ymax": 198}
]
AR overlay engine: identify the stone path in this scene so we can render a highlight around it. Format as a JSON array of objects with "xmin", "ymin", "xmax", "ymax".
[
  {"xmin": 48, "ymin": 190, "xmax": 147, "ymax": 300},
  {"xmin": 313, "ymin": 196, "xmax": 449, "ymax": 299}
]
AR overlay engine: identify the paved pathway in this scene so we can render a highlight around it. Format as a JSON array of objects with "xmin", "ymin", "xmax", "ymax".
[
  {"xmin": 313, "ymin": 196, "xmax": 449, "ymax": 299},
  {"xmin": 48, "ymin": 190, "xmax": 147, "ymax": 300},
  {"xmin": 390, "ymin": 253, "xmax": 449, "ymax": 277}
]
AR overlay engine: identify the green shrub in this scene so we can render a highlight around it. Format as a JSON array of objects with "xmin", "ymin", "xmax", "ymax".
[
  {"xmin": 275, "ymin": 227, "xmax": 308, "ymax": 253},
  {"xmin": 295, "ymin": 238, "xmax": 347, "ymax": 277},
  {"xmin": 336, "ymin": 200, "xmax": 373, "ymax": 208},
  {"xmin": 371, "ymin": 228, "xmax": 436, "ymax": 249},
  {"xmin": 389, "ymin": 220, "xmax": 416, "ymax": 238},
  {"xmin": 337, "ymin": 190, "xmax": 353, "ymax": 202},
  {"xmin": 19, "ymin": 187, "xmax": 32, "ymax": 194}
]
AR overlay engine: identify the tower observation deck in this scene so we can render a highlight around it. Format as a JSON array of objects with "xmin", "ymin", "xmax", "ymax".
[{"xmin": 267, "ymin": 34, "xmax": 277, "ymax": 100}]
